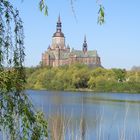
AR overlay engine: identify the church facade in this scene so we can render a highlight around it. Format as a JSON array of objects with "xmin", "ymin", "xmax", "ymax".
[{"xmin": 42, "ymin": 16, "xmax": 101, "ymax": 67}]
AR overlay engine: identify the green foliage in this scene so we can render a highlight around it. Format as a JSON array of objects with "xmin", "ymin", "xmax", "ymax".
[
  {"xmin": 31, "ymin": 112, "xmax": 48, "ymax": 140},
  {"xmin": 112, "ymin": 68, "xmax": 126, "ymax": 82},
  {"xmin": 39, "ymin": 0, "xmax": 48, "ymax": 15},
  {"xmin": 0, "ymin": 0, "xmax": 48, "ymax": 139},
  {"xmin": 98, "ymin": 5, "xmax": 105, "ymax": 25},
  {"xmin": 38, "ymin": 0, "xmax": 105, "ymax": 25},
  {"xmin": 26, "ymin": 65, "xmax": 140, "ymax": 93}
]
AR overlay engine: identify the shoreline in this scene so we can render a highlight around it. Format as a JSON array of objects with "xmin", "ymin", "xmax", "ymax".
[{"xmin": 26, "ymin": 88, "xmax": 140, "ymax": 94}]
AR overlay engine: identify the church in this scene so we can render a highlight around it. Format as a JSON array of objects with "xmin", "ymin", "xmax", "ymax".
[{"xmin": 42, "ymin": 16, "xmax": 101, "ymax": 67}]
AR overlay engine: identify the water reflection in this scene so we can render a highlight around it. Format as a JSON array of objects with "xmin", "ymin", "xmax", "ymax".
[
  {"xmin": 80, "ymin": 117, "xmax": 86, "ymax": 140},
  {"xmin": 27, "ymin": 90, "xmax": 140, "ymax": 140}
]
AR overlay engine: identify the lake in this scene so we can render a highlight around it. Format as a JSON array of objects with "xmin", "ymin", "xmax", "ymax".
[{"xmin": 27, "ymin": 90, "xmax": 140, "ymax": 140}]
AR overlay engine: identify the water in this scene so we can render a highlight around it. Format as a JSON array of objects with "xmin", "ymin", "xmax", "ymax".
[{"xmin": 26, "ymin": 90, "xmax": 140, "ymax": 140}]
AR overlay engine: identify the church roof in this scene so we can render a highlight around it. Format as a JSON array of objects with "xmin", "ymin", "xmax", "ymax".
[
  {"xmin": 60, "ymin": 51, "xmax": 70, "ymax": 59},
  {"xmin": 46, "ymin": 51, "xmax": 55, "ymax": 59},
  {"xmin": 70, "ymin": 49, "xmax": 98, "ymax": 58}
]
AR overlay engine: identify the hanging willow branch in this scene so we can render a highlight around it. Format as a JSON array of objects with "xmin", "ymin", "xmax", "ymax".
[
  {"xmin": 39, "ymin": 0, "xmax": 105, "ymax": 24},
  {"xmin": 0, "ymin": 0, "xmax": 48, "ymax": 139},
  {"xmin": 39, "ymin": 0, "xmax": 48, "ymax": 15},
  {"xmin": 98, "ymin": 4, "xmax": 105, "ymax": 25}
]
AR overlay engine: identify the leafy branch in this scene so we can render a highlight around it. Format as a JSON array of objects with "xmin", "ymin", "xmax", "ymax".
[
  {"xmin": 38, "ymin": 0, "xmax": 105, "ymax": 25},
  {"xmin": 0, "ymin": 0, "xmax": 48, "ymax": 139},
  {"xmin": 98, "ymin": 5, "xmax": 105, "ymax": 25},
  {"xmin": 39, "ymin": 0, "xmax": 48, "ymax": 15}
]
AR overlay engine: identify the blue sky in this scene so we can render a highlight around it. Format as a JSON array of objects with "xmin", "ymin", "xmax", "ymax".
[{"xmin": 11, "ymin": 0, "xmax": 140, "ymax": 69}]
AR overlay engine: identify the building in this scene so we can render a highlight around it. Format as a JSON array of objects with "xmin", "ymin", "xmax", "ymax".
[{"xmin": 42, "ymin": 16, "xmax": 101, "ymax": 67}]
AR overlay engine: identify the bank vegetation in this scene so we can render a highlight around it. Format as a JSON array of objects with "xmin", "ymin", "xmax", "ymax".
[{"xmin": 26, "ymin": 64, "xmax": 140, "ymax": 93}]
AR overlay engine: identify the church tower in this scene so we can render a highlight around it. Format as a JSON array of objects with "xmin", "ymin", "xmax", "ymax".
[
  {"xmin": 51, "ymin": 15, "xmax": 65, "ymax": 49},
  {"xmin": 42, "ymin": 16, "xmax": 102, "ymax": 67},
  {"xmin": 82, "ymin": 35, "xmax": 88, "ymax": 54}
]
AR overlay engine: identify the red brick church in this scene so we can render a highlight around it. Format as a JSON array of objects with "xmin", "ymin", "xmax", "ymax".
[{"xmin": 42, "ymin": 16, "xmax": 101, "ymax": 67}]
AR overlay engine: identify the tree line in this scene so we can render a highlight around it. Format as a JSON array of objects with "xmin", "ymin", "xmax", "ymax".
[{"xmin": 26, "ymin": 64, "xmax": 140, "ymax": 93}]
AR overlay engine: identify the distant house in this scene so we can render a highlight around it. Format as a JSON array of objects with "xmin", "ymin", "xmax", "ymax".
[{"xmin": 42, "ymin": 16, "xmax": 102, "ymax": 67}]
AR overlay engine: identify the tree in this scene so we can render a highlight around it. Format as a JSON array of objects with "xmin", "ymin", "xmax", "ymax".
[
  {"xmin": 112, "ymin": 68, "xmax": 126, "ymax": 82},
  {"xmin": 0, "ymin": 0, "xmax": 48, "ymax": 139}
]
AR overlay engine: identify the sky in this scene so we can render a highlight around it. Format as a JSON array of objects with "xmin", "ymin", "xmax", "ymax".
[{"xmin": 10, "ymin": 0, "xmax": 140, "ymax": 70}]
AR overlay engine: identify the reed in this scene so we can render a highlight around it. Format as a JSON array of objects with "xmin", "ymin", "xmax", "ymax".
[{"xmin": 46, "ymin": 103, "xmax": 140, "ymax": 140}]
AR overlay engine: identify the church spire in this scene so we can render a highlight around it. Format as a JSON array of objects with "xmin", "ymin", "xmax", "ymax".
[
  {"xmin": 56, "ymin": 14, "xmax": 61, "ymax": 32},
  {"xmin": 53, "ymin": 14, "xmax": 64, "ymax": 37},
  {"xmin": 84, "ymin": 35, "xmax": 86, "ymax": 42},
  {"xmin": 83, "ymin": 35, "xmax": 88, "ymax": 53},
  {"xmin": 58, "ymin": 13, "xmax": 61, "ymax": 23}
]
